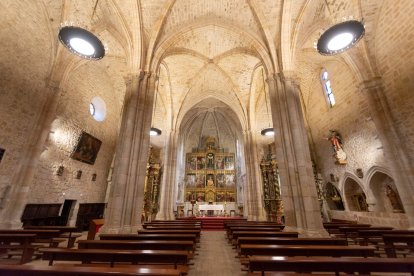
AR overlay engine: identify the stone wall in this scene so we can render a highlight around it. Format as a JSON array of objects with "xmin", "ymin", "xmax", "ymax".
[
  {"xmin": 375, "ymin": 0, "xmax": 414, "ymax": 162},
  {"xmin": 0, "ymin": 1, "xmax": 52, "ymax": 207},
  {"xmin": 305, "ymin": 60, "xmax": 386, "ymax": 189},
  {"xmin": 329, "ymin": 210, "xmax": 409, "ymax": 229},
  {"xmin": 29, "ymin": 62, "xmax": 123, "ymax": 207}
]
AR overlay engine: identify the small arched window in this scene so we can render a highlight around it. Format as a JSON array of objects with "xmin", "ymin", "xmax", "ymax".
[{"xmin": 321, "ymin": 69, "xmax": 335, "ymax": 108}]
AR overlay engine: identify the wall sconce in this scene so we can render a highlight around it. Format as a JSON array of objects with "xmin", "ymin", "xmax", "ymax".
[
  {"xmin": 76, "ymin": 170, "xmax": 82, "ymax": 179},
  {"xmin": 92, "ymin": 173, "xmax": 97, "ymax": 181},
  {"xmin": 56, "ymin": 165, "xmax": 64, "ymax": 176}
]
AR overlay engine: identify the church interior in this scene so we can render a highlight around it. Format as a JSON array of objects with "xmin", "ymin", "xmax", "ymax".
[{"xmin": 1, "ymin": 0, "xmax": 414, "ymax": 275}]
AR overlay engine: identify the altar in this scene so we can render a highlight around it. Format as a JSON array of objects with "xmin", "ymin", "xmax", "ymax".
[
  {"xmin": 198, "ymin": 204, "xmax": 224, "ymax": 216},
  {"xmin": 198, "ymin": 204, "xmax": 224, "ymax": 211}
]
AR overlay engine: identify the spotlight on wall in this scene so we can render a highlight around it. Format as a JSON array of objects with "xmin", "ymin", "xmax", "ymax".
[
  {"xmin": 58, "ymin": 25, "xmax": 105, "ymax": 60},
  {"xmin": 316, "ymin": 20, "xmax": 365, "ymax": 55},
  {"xmin": 261, "ymin": 128, "xmax": 275, "ymax": 137},
  {"xmin": 150, "ymin": 127, "xmax": 162, "ymax": 136}
]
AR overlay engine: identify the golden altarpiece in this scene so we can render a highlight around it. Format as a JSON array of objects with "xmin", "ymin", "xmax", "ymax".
[
  {"xmin": 142, "ymin": 147, "xmax": 162, "ymax": 222},
  {"xmin": 184, "ymin": 137, "xmax": 236, "ymax": 204},
  {"xmin": 260, "ymin": 145, "xmax": 283, "ymax": 222}
]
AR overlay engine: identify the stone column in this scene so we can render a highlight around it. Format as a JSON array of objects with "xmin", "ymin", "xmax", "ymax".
[
  {"xmin": 156, "ymin": 130, "xmax": 178, "ymax": 220},
  {"xmin": 360, "ymin": 77, "xmax": 414, "ymax": 228},
  {"xmin": 0, "ymin": 83, "xmax": 61, "ymax": 228},
  {"xmin": 102, "ymin": 71, "xmax": 156, "ymax": 233},
  {"xmin": 267, "ymin": 73, "xmax": 325, "ymax": 235},
  {"xmin": 243, "ymin": 130, "xmax": 267, "ymax": 221}
]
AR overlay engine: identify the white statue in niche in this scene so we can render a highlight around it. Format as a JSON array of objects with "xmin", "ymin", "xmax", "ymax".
[{"xmin": 177, "ymin": 181, "xmax": 184, "ymax": 202}]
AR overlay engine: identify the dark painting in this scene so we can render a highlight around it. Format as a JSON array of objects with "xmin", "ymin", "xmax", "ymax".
[{"xmin": 70, "ymin": 132, "xmax": 102, "ymax": 165}]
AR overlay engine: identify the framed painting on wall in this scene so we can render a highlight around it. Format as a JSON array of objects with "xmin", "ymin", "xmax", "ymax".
[{"xmin": 70, "ymin": 131, "xmax": 102, "ymax": 165}]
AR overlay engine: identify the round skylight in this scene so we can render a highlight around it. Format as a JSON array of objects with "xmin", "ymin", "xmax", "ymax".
[
  {"xmin": 150, "ymin": 127, "xmax": 162, "ymax": 136},
  {"xmin": 327, "ymin": 33, "xmax": 354, "ymax": 51},
  {"xmin": 261, "ymin": 128, "xmax": 275, "ymax": 136},
  {"xmin": 317, "ymin": 20, "xmax": 365, "ymax": 55},
  {"xmin": 90, "ymin": 97, "xmax": 106, "ymax": 122},
  {"xmin": 69, "ymin": 38, "xmax": 95, "ymax": 56},
  {"xmin": 58, "ymin": 26, "xmax": 105, "ymax": 60}
]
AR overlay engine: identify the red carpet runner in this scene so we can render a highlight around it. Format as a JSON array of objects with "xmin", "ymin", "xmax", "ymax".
[{"xmin": 177, "ymin": 216, "xmax": 245, "ymax": 230}]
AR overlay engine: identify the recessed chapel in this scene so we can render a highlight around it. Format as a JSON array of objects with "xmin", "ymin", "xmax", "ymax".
[{"xmin": 1, "ymin": 0, "xmax": 414, "ymax": 236}]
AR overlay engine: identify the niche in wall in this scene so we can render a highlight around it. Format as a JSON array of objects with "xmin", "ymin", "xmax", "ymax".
[
  {"xmin": 344, "ymin": 178, "xmax": 368, "ymax": 212},
  {"xmin": 369, "ymin": 172, "xmax": 404, "ymax": 213},
  {"xmin": 324, "ymin": 182, "xmax": 345, "ymax": 210}
]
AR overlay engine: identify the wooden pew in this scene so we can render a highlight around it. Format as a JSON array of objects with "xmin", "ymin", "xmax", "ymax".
[
  {"xmin": 227, "ymin": 227, "xmax": 284, "ymax": 240},
  {"xmin": 138, "ymin": 230, "xmax": 201, "ymax": 241},
  {"xmin": 231, "ymin": 232, "xmax": 299, "ymax": 245},
  {"xmin": 0, "ymin": 234, "xmax": 39, "ymax": 264},
  {"xmin": 224, "ymin": 222, "xmax": 282, "ymax": 230},
  {"xmin": 383, "ymin": 234, "xmax": 414, "ymax": 257},
  {"xmin": 237, "ymin": 237, "xmax": 348, "ymax": 249},
  {"xmin": 78, "ymin": 240, "xmax": 195, "ymax": 254},
  {"xmin": 40, "ymin": 248, "xmax": 188, "ymax": 269},
  {"xmin": 323, "ymin": 223, "xmax": 370, "ymax": 236},
  {"xmin": 143, "ymin": 226, "xmax": 201, "ymax": 231},
  {"xmin": 248, "ymin": 256, "xmax": 414, "ymax": 275},
  {"xmin": 0, "ymin": 264, "xmax": 181, "ymax": 275},
  {"xmin": 240, "ymin": 244, "xmax": 375, "ymax": 258},
  {"xmin": 0, "ymin": 229, "xmax": 65, "ymax": 247},
  {"xmin": 143, "ymin": 223, "xmax": 201, "ymax": 230},
  {"xmin": 338, "ymin": 226, "xmax": 393, "ymax": 244},
  {"xmin": 99, "ymin": 234, "xmax": 198, "ymax": 244},
  {"xmin": 23, "ymin": 226, "xmax": 82, "ymax": 248},
  {"xmin": 357, "ymin": 229, "xmax": 414, "ymax": 246}
]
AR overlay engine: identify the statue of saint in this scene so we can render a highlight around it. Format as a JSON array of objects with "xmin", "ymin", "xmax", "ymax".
[
  {"xmin": 325, "ymin": 130, "xmax": 347, "ymax": 164},
  {"xmin": 385, "ymin": 185, "xmax": 404, "ymax": 212},
  {"xmin": 207, "ymin": 176, "xmax": 214, "ymax": 187}
]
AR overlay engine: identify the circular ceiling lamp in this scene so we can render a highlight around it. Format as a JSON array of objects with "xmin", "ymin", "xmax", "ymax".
[
  {"xmin": 58, "ymin": 26, "xmax": 105, "ymax": 60},
  {"xmin": 150, "ymin": 127, "xmax": 162, "ymax": 136},
  {"xmin": 261, "ymin": 128, "xmax": 275, "ymax": 137},
  {"xmin": 317, "ymin": 20, "xmax": 365, "ymax": 55},
  {"xmin": 259, "ymin": 68, "xmax": 274, "ymax": 137}
]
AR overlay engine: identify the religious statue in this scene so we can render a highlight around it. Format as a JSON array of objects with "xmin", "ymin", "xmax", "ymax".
[
  {"xmin": 207, "ymin": 176, "xmax": 214, "ymax": 187},
  {"xmin": 325, "ymin": 130, "xmax": 347, "ymax": 164},
  {"xmin": 385, "ymin": 185, "xmax": 404, "ymax": 213}
]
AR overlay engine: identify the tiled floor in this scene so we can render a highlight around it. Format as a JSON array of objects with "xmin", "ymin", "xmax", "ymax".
[{"xmin": 188, "ymin": 231, "xmax": 245, "ymax": 276}]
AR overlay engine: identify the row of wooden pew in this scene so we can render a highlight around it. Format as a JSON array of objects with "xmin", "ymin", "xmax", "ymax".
[
  {"xmin": 223, "ymin": 220, "xmax": 414, "ymax": 275},
  {"xmin": 0, "ymin": 226, "xmax": 83, "ymax": 264},
  {"xmin": 323, "ymin": 220, "xmax": 414, "ymax": 257},
  {"xmin": 0, "ymin": 221, "xmax": 204, "ymax": 275}
]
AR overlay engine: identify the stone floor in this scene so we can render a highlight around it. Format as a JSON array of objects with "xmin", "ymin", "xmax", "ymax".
[{"xmin": 188, "ymin": 230, "xmax": 245, "ymax": 276}]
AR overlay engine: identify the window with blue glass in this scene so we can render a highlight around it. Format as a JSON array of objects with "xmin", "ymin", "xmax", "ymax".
[{"xmin": 321, "ymin": 69, "xmax": 335, "ymax": 108}]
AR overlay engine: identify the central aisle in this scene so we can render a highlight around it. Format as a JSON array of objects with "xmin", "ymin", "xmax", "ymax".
[{"xmin": 188, "ymin": 231, "xmax": 244, "ymax": 276}]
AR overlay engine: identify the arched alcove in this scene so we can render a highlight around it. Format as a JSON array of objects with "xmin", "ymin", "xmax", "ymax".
[
  {"xmin": 176, "ymin": 97, "xmax": 246, "ymax": 216},
  {"xmin": 344, "ymin": 178, "xmax": 368, "ymax": 212},
  {"xmin": 369, "ymin": 172, "xmax": 404, "ymax": 213},
  {"xmin": 324, "ymin": 182, "xmax": 345, "ymax": 211}
]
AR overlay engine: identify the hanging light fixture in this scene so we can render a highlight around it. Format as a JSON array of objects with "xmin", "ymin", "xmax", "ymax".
[
  {"xmin": 58, "ymin": 1, "xmax": 105, "ymax": 60},
  {"xmin": 260, "ymin": 68, "xmax": 274, "ymax": 137},
  {"xmin": 150, "ymin": 72, "xmax": 162, "ymax": 137},
  {"xmin": 316, "ymin": 1, "xmax": 365, "ymax": 55}
]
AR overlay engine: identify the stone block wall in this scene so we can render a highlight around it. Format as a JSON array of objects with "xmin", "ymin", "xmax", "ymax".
[
  {"xmin": 29, "ymin": 62, "xmax": 123, "ymax": 207},
  {"xmin": 305, "ymin": 60, "xmax": 386, "ymax": 187}
]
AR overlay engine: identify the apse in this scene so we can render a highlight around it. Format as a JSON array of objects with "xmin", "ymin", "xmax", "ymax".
[{"xmin": 176, "ymin": 98, "xmax": 246, "ymax": 216}]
